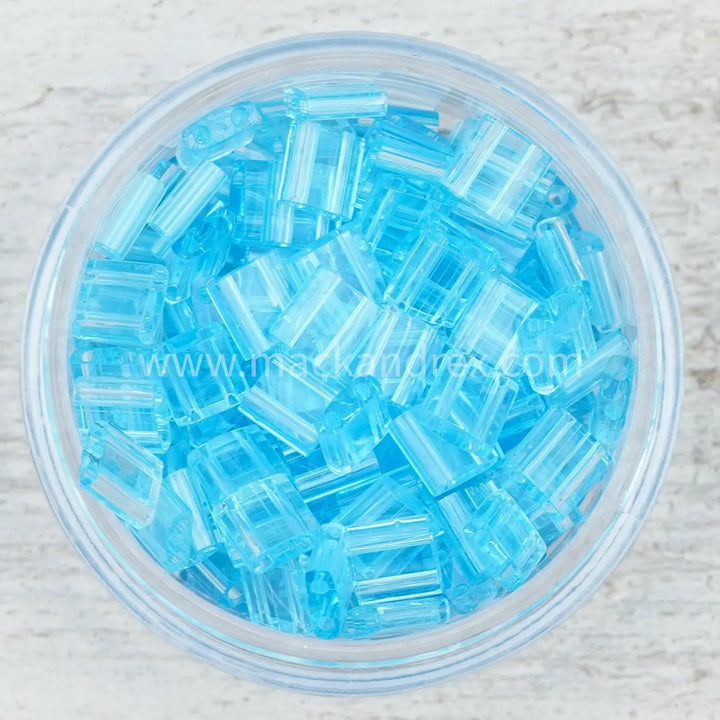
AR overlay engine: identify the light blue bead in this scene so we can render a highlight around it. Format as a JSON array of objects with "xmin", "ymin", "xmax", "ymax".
[
  {"xmin": 73, "ymin": 260, "xmax": 167, "ymax": 347},
  {"xmin": 149, "ymin": 161, "xmax": 227, "ymax": 254},
  {"xmin": 420, "ymin": 354, "xmax": 518, "ymax": 456},
  {"xmin": 450, "ymin": 275, "xmax": 538, "ymax": 369},
  {"xmin": 438, "ymin": 483, "xmax": 546, "ymax": 590},
  {"xmin": 353, "ymin": 307, "xmax": 443, "ymax": 407},
  {"xmin": 242, "ymin": 557, "xmax": 312, "ymax": 634},
  {"xmin": 534, "ymin": 216, "xmax": 588, "ymax": 293},
  {"xmin": 547, "ymin": 330, "xmax": 631, "ymax": 408},
  {"xmin": 208, "ymin": 250, "xmax": 293, "ymax": 360},
  {"xmin": 229, "ymin": 159, "xmax": 280, "ymax": 248},
  {"xmin": 386, "ymin": 105, "xmax": 440, "ymax": 130},
  {"xmin": 503, "ymin": 408, "xmax": 612, "ymax": 533},
  {"xmin": 94, "ymin": 171, "xmax": 165, "ymax": 259},
  {"xmin": 513, "ymin": 244, "xmax": 553, "ymax": 299},
  {"xmin": 573, "ymin": 230, "xmax": 624, "ymax": 331},
  {"xmin": 157, "ymin": 323, "xmax": 248, "ymax": 426},
  {"xmin": 164, "ymin": 205, "xmax": 234, "ymax": 302},
  {"xmin": 177, "ymin": 102, "xmax": 261, "ymax": 169},
  {"xmin": 167, "ymin": 468, "xmax": 219, "ymax": 563},
  {"xmin": 385, "ymin": 216, "xmax": 499, "ymax": 327},
  {"xmin": 541, "ymin": 178, "xmax": 577, "ymax": 219},
  {"xmin": 388, "ymin": 411, "xmax": 484, "ymax": 496},
  {"xmin": 364, "ymin": 114, "xmax": 453, "ymax": 181},
  {"xmin": 237, "ymin": 352, "xmax": 341, "ymax": 455},
  {"xmin": 278, "ymin": 121, "xmax": 364, "ymax": 219},
  {"xmin": 498, "ymin": 382, "xmax": 548, "ymax": 451},
  {"xmin": 284, "ymin": 84, "xmax": 388, "ymax": 121},
  {"xmin": 163, "ymin": 297, "xmax": 199, "ymax": 339},
  {"xmin": 519, "ymin": 283, "xmax": 597, "ymax": 394},
  {"xmin": 290, "ymin": 451, "xmax": 381, "ymax": 523},
  {"xmin": 287, "ymin": 224, "xmax": 386, "ymax": 301},
  {"xmin": 133, "ymin": 484, "xmax": 195, "ymax": 572},
  {"xmin": 177, "ymin": 550, "xmax": 245, "ymax": 609},
  {"xmin": 270, "ymin": 268, "xmax": 378, "ymax": 372},
  {"xmin": 272, "ymin": 200, "xmax": 339, "ymax": 248},
  {"xmin": 186, "ymin": 406, "xmax": 249, "ymax": 446},
  {"xmin": 444, "ymin": 115, "xmax": 553, "ymax": 226},
  {"xmin": 344, "ymin": 596, "xmax": 450, "ymax": 638},
  {"xmin": 317, "ymin": 377, "xmax": 390, "ymax": 473},
  {"xmin": 305, "ymin": 524, "xmax": 353, "ymax": 638},
  {"xmin": 79, "ymin": 422, "xmax": 163, "ymax": 528},
  {"xmin": 74, "ymin": 377, "xmax": 171, "ymax": 452},
  {"xmin": 345, "ymin": 514, "xmax": 442, "ymax": 604},
  {"xmin": 591, "ymin": 355, "xmax": 634, "ymax": 449},
  {"xmin": 70, "ymin": 346, "xmax": 150, "ymax": 380}
]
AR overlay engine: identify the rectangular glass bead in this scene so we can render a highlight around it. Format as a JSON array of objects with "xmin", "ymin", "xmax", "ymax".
[
  {"xmin": 237, "ymin": 352, "xmax": 341, "ymax": 454},
  {"xmin": 317, "ymin": 377, "xmax": 390, "ymax": 473},
  {"xmin": 344, "ymin": 596, "xmax": 450, "ymax": 638},
  {"xmin": 278, "ymin": 121, "xmax": 364, "ymax": 219},
  {"xmin": 444, "ymin": 115, "xmax": 553, "ymax": 226},
  {"xmin": 149, "ymin": 161, "xmax": 227, "ymax": 253},
  {"xmin": 177, "ymin": 550, "xmax": 244, "ymax": 609},
  {"xmin": 207, "ymin": 249, "xmax": 293, "ymax": 360},
  {"xmin": 70, "ymin": 346, "xmax": 150, "ymax": 380},
  {"xmin": 74, "ymin": 377, "xmax": 171, "ymax": 452},
  {"xmin": 133, "ymin": 485, "xmax": 195, "ymax": 572},
  {"xmin": 284, "ymin": 84, "xmax": 388, "ymax": 121},
  {"xmin": 354, "ymin": 307, "xmax": 443, "ymax": 407},
  {"xmin": 287, "ymin": 224, "xmax": 386, "ymax": 301},
  {"xmin": 229, "ymin": 158, "xmax": 279, "ymax": 247},
  {"xmin": 419, "ymin": 354, "xmax": 518, "ymax": 456},
  {"xmin": 534, "ymin": 216, "xmax": 587, "ymax": 292},
  {"xmin": 79, "ymin": 421, "xmax": 163, "ymax": 528},
  {"xmin": 94, "ymin": 171, "xmax": 165, "ymax": 259},
  {"xmin": 270, "ymin": 268, "xmax": 378, "ymax": 372},
  {"xmin": 384, "ymin": 217, "xmax": 499, "ymax": 327},
  {"xmin": 157, "ymin": 323, "xmax": 248, "ymax": 426},
  {"xmin": 177, "ymin": 101, "xmax": 261, "ymax": 169},
  {"xmin": 590, "ymin": 355, "xmax": 634, "ymax": 449},
  {"xmin": 272, "ymin": 200, "xmax": 339, "ymax": 248},
  {"xmin": 73, "ymin": 260, "xmax": 167, "ymax": 347},
  {"xmin": 388, "ymin": 411, "xmax": 484, "ymax": 496}
]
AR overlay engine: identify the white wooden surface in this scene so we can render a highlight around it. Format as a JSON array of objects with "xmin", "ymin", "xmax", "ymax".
[{"xmin": 1, "ymin": 1, "xmax": 718, "ymax": 717}]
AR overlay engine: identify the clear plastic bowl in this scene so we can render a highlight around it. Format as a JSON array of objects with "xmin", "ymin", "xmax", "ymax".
[{"xmin": 21, "ymin": 32, "xmax": 682, "ymax": 694}]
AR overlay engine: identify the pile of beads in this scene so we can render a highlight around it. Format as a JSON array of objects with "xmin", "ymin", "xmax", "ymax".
[{"xmin": 71, "ymin": 82, "xmax": 634, "ymax": 639}]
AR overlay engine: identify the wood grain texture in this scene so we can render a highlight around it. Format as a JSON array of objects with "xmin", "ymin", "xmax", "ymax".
[{"xmin": 0, "ymin": 1, "xmax": 718, "ymax": 717}]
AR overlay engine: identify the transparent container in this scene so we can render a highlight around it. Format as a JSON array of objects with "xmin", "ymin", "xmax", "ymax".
[{"xmin": 21, "ymin": 33, "xmax": 682, "ymax": 694}]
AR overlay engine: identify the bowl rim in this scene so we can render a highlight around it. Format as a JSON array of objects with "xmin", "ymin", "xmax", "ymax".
[{"xmin": 21, "ymin": 31, "xmax": 683, "ymax": 694}]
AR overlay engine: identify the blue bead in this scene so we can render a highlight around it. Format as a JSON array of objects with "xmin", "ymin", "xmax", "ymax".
[
  {"xmin": 305, "ymin": 524, "xmax": 352, "ymax": 638},
  {"xmin": 591, "ymin": 355, "xmax": 634, "ymax": 449},
  {"xmin": 386, "ymin": 105, "xmax": 440, "ymax": 130},
  {"xmin": 317, "ymin": 377, "xmax": 390, "ymax": 473},
  {"xmin": 163, "ymin": 297, "xmax": 199, "ymax": 339},
  {"xmin": 353, "ymin": 307, "xmax": 443, "ymax": 407},
  {"xmin": 385, "ymin": 216, "xmax": 499, "ymax": 327},
  {"xmin": 186, "ymin": 406, "xmax": 249, "ymax": 446},
  {"xmin": 79, "ymin": 422, "xmax": 163, "ymax": 528},
  {"xmin": 272, "ymin": 200, "xmax": 339, "ymax": 248},
  {"xmin": 290, "ymin": 450, "xmax": 381, "ymax": 523},
  {"xmin": 284, "ymin": 84, "xmax": 388, "ymax": 121},
  {"xmin": 344, "ymin": 596, "xmax": 450, "ymax": 638},
  {"xmin": 177, "ymin": 550, "xmax": 245, "ymax": 609},
  {"xmin": 278, "ymin": 121, "xmax": 364, "ymax": 219},
  {"xmin": 70, "ymin": 345, "xmax": 150, "ymax": 380},
  {"xmin": 74, "ymin": 377, "xmax": 171, "ymax": 452},
  {"xmin": 167, "ymin": 468, "xmax": 219, "ymax": 563},
  {"xmin": 444, "ymin": 115, "xmax": 553, "ymax": 226},
  {"xmin": 177, "ymin": 102, "xmax": 261, "ymax": 169},
  {"xmin": 94, "ymin": 171, "xmax": 165, "ymax": 259},
  {"xmin": 501, "ymin": 408, "xmax": 612, "ymax": 539},
  {"xmin": 287, "ymin": 224, "xmax": 386, "ymax": 301},
  {"xmin": 73, "ymin": 260, "xmax": 167, "ymax": 347},
  {"xmin": 438, "ymin": 483, "xmax": 545, "ymax": 590},
  {"xmin": 270, "ymin": 268, "xmax": 378, "ymax": 372},
  {"xmin": 229, "ymin": 159, "xmax": 280, "ymax": 248},
  {"xmin": 242, "ymin": 557, "xmax": 312, "ymax": 634},
  {"xmin": 541, "ymin": 178, "xmax": 577, "ymax": 218},
  {"xmin": 133, "ymin": 484, "xmax": 195, "ymax": 572},
  {"xmin": 419, "ymin": 354, "xmax": 518, "ymax": 456},
  {"xmin": 450, "ymin": 275, "xmax": 538, "ymax": 369},
  {"xmin": 388, "ymin": 411, "xmax": 485, "ymax": 496},
  {"xmin": 156, "ymin": 323, "xmax": 248, "ymax": 425},
  {"xmin": 519, "ymin": 283, "xmax": 597, "ymax": 394},
  {"xmin": 208, "ymin": 249, "xmax": 293, "ymax": 360},
  {"xmin": 364, "ymin": 114, "xmax": 453, "ymax": 181},
  {"xmin": 573, "ymin": 230, "xmax": 624, "ymax": 330},
  {"xmin": 498, "ymin": 382, "xmax": 547, "ymax": 451},
  {"xmin": 534, "ymin": 216, "xmax": 588, "ymax": 293},
  {"xmin": 149, "ymin": 161, "xmax": 228, "ymax": 254}
]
